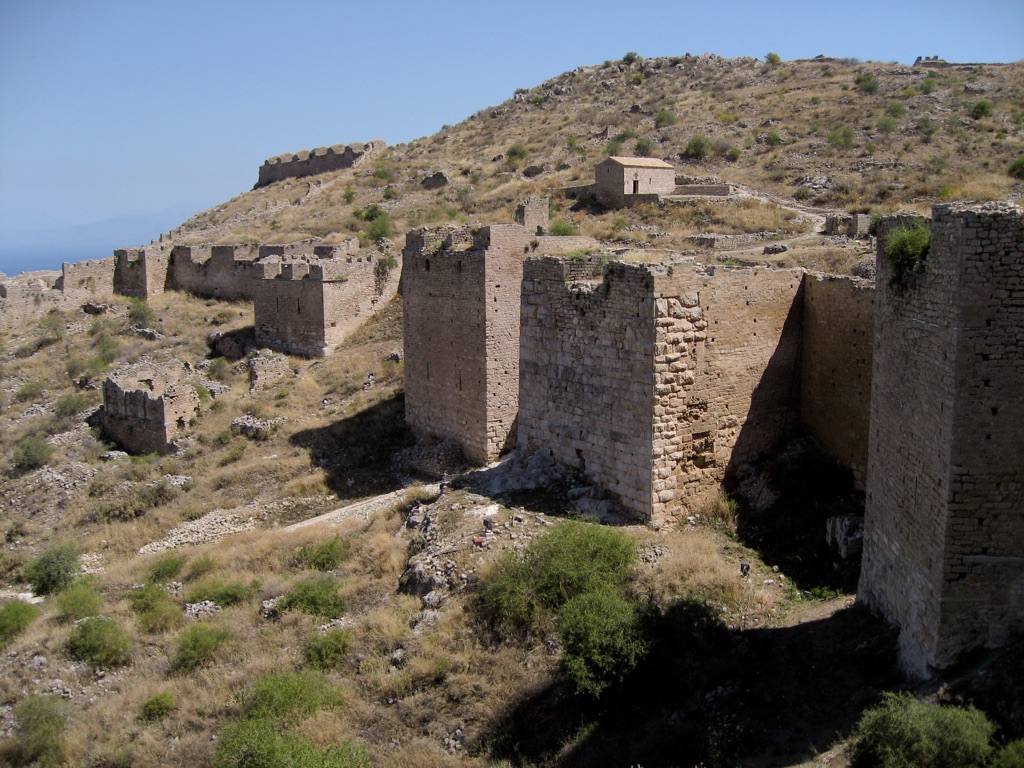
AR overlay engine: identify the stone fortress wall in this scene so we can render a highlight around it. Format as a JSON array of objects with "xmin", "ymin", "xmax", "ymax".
[
  {"xmin": 518, "ymin": 258, "xmax": 810, "ymax": 520},
  {"xmin": 101, "ymin": 359, "xmax": 201, "ymax": 455},
  {"xmin": 401, "ymin": 198, "xmax": 599, "ymax": 463},
  {"xmin": 254, "ymin": 140, "xmax": 386, "ymax": 188},
  {"xmin": 859, "ymin": 202, "xmax": 1024, "ymax": 677},
  {"xmin": 0, "ymin": 258, "xmax": 116, "ymax": 330}
]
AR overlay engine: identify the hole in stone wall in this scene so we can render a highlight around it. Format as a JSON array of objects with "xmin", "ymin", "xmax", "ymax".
[{"xmin": 425, "ymin": 259, "xmax": 431, "ymax": 272}]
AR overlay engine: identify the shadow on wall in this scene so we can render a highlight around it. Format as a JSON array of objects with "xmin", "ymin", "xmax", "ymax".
[
  {"xmin": 722, "ymin": 280, "xmax": 864, "ymax": 591},
  {"xmin": 478, "ymin": 603, "xmax": 898, "ymax": 767},
  {"xmin": 289, "ymin": 393, "xmax": 416, "ymax": 501}
]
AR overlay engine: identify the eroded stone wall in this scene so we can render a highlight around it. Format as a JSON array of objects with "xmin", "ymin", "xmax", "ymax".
[
  {"xmin": 113, "ymin": 245, "xmax": 171, "ymax": 298},
  {"xmin": 652, "ymin": 266, "xmax": 804, "ymax": 518},
  {"xmin": 57, "ymin": 258, "xmax": 115, "ymax": 300},
  {"xmin": 519, "ymin": 258, "xmax": 657, "ymax": 518},
  {"xmin": 254, "ymin": 252, "xmax": 401, "ymax": 357},
  {"xmin": 859, "ymin": 202, "xmax": 1024, "ymax": 677},
  {"xmin": 101, "ymin": 360, "xmax": 200, "ymax": 454},
  {"xmin": 255, "ymin": 141, "xmax": 385, "ymax": 188},
  {"xmin": 800, "ymin": 274, "xmax": 874, "ymax": 485}
]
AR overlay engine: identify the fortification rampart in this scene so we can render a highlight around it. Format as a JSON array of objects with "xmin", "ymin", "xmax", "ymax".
[
  {"xmin": 56, "ymin": 258, "xmax": 116, "ymax": 300},
  {"xmin": 859, "ymin": 202, "xmax": 1024, "ymax": 677},
  {"xmin": 518, "ymin": 258, "xmax": 804, "ymax": 522},
  {"xmin": 254, "ymin": 248, "xmax": 401, "ymax": 357},
  {"xmin": 0, "ymin": 258, "xmax": 116, "ymax": 330},
  {"xmin": 113, "ymin": 245, "xmax": 171, "ymax": 298},
  {"xmin": 255, "ymin": 140, "xmax": 386, "ymax": 188},
  {"xmin": 800, "ymin": 274, "xmax": 874, "ymax": 485},
  {"xmin": 101, "ymin": 360, "xmax": 200, "ymax": 454},
  {"xmin": 401, "ymin": 202, "xmax": 599, "ymax": 463}
]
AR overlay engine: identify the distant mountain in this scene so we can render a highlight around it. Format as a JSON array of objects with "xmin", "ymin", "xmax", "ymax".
[{"xmin": 0, "ymin": 203, "xmax": 206, "ymax": 277}]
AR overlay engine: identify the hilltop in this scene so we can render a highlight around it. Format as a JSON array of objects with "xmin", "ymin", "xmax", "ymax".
[{"xmin": 172, "ymin": 54, "xmax": 1023, "ymax": 255}]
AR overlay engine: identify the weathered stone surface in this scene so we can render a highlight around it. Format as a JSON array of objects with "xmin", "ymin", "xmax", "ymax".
[
  {"xmin": 859, "ymin": 202, "xmax": 1024, "ymax": 678},
  {"xmin": 421, "ymin": 171, "xmax": 450, "ymax": 189},
  {"xmin": 101, "ymin": 358, "xmax": 200, "ymax": 455},
  {"xmin": 247, "ymin": 349, "xmax": 293, "ymax": 391}
]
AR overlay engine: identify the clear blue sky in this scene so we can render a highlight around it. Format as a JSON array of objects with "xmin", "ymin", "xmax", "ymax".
[{"xmin": 1, "ymin": 0, "xmax": 1021, "ymax": 273}]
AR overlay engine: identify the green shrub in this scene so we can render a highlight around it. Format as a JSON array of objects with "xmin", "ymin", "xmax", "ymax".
[
  {"xmin": 372, "ymin": 163, "xmax": 396, "ymax": 182},
  {"xmin": 303, "ymin": 628, "xmax": 352, "ymax": 670},
  {"xmin": 506, "ymin": 142, "xmax": 528, "ymax": 166},
  {"xmin": 53, "ymin": 393, "xmax": 89, "ymax": 419},
  {"xmin": 877, "ymin": 116, "xmax": 897, "ymax": 134},
  {"xmin": 343, "ymin": 187, "xmax": 355, "ymax": 204},
  {"xmin": 992, "ymin": 739, "xmax": 1024, "ymax": 768},
  {"xmin": 565, "ymin": 134, "xmax": 584, "ymax": 156},
  {"xmin": 549, "ymin": 220, "xmax": 580, "ymax": 236},
  {"xmin": 683, "ymin": 135, "xmax": 711, "ymax": 160},
  {"xmin": 970, "ymin": 99, "xmax": 993, "ymax": 119},
  {"xmin": 67, "ymin": 616, "xmax": 132, "ymax": 669},
  {"xmin": 1008, "ymin": 155, "xmax": 1024, "ymax": 180},
  {"xmin": 212, "ymin": 717, "xmax": 369, "ymax": 768},
  {"xmin": 187, "ymin": 579, "xmax": 258, "ymax": 607},
  {"xmin": 141, "ymin": 692, "xmax": 175, "ymax": 721},
  {"xmin": 294, "ymin": 537, "xmax": 350, "ymax": 571},
  {"xmin": 765, "ymin": 130, "xmax": 783, "ymax": 147},
  {"xmin": 365, "ymin": 212, "xmax": 394, "ymax": 242},
  {"xmin": 726, "ymin": 147, "xmax": 742, "ymax": 162},
  {"xmin": 15, "ymin": 380, "xmax": 45, "ymax": 402},
  {"xmin": 921, "ymin": 77, "xmax": 937, "ymax": 94},
  {"xmin": 885, "ymin": 220, "xmax": 931, "ymax": 294},
  {"xmin": 622, "ymin": 51, "xmax": 640, "ymax": 65},
  {"xmin": 557, "ymin": 590, "xmax": 648, "ymax": 697},
  {"xmin": 633, "ymin": 136, "xmax": 656, "ymax": 157},
  {"xmin": 127, "ymin": 298, "xmax": 156, "ymax": 326},
  {"xmin": 886, "ymin": 103, "xmax": 908, "ymax": 118},
  {"xmin": 765, "ymin": 52, "xmax": 782, "ymax": 66},
  {"xmin": 11, "ymin": 695, "xmax": 70, "ymax": 766},
  {"xmin": 24, "ymin": 542, "xmax": 80, "ymax": 595},
  {"xmin": 37, "ymin": 310, "xmax": 64, "ymax": 341},
  {"xmin": 243, "ymin": 671, "xmax": 344, "ymax": 724},
  {"xmin": 278, "ymin": 576, "xmax": 345, "ymax": 619},
  {"xmin": 479, "ymin": 521, "xmax": 636, "ymax": 638},
  {"xmin": 185, "ymin": 555, "xmax": 217, "ymax": 581},
  {"xmin": 605, "ymin": 138, "xmax": 624, "ymax": 156},
  {"xmin": 148, "ymin": 554, "xmax": 187, "ymax": 582},
  {"xmin": 172, "ymin": 622, "xmax": 232, "ymax": 672},
  {"xmin": 0, "ymin": 600, "xmax": 40, "ymax": 647},
  {"xmin": 13, "ymin": 437, "xmax": 54, "ymax": 472},
  {"xmin": 130, "ymin": 582, "xmax": 182, "ymax": 633},
  {"xmin": 850, "ymin": 692, "xmax": 994, "ymax": 768},
  {"xmin": 207, "ymin": 356, "xmax": 231, "ymax": 382},
  {"xmin": 855, "ymin": 72, "xmax": 880, "ymax": 94},
  {"xmin": 55, "ymin": 580, "xmax": 103, "ymax": 621},
  {"xmin": 654, "ymin": 109, "xmax": 676, "ymax": 129},
  {"xmin": 827, "ymin": 125, "xmax": 856, "ymax": 149}
]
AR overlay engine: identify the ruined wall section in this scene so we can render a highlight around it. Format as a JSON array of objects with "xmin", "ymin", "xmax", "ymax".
[
  {"xmin": 800, "ymin": 274, "xmax": 874, "ymax": 485},
  {"xmin": 57, "ymin": 258, "xmax": 115, "ymax": 300},
  {"xmin": 860, "ymin": 203, "xmax": 1024, "ymax": 677},
  {"xmin": 255, "ymin": 140, "xmax": 386, "ymax": 188},
  {"xmin": 402, "ymin": 228, "xmax": 490, "ymax": 462},
  {"xmin": 519, "ymin": 258, "xmax": 657, "ymax": 518},
  {"xmin": 653, "ymin": 267, "xmax": 804, "ymax": 518},
  {"xmin": 167, "ymin": 245, "xmax": 263, "ymax": 300},
  {"xmin": 101, "ymin": 361, "xmax": 200, "ymax": 455},
  {"xmin": 113, "ymin": 245, "xmax": 171, "ymax": 298},
  {"xmin": 0, "ymin": 277, "xmax": 61, "ymax": 330}
]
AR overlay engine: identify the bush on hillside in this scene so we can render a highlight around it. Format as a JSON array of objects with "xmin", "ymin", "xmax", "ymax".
[
  {"xmin": 850, "ymin": 692, "xmax": 994, "ymax": 768},
  {"xmin": 0, "ymin": 601, "xmax": 40, "ymax": 648},
  {"xmin": 187, "ymin": 579, "xmax": 259, "ymax": 607},
  {"xmin": 13, "ymin": 437, "xmax": 54, "ymax": 473},
  {"xmin": 242, "ymin": 671, "xmax": 344, "ymax": 724},
  {"xmin": 557, "ymin": 590, "xmax": 648, "ymax": 697},
  {"xmin": 67, "ymin": 616, "xmax": 132, "ymax": 669},
  {"xmin": 141, "ymin": 692, "xmax": 176, "ymax": 721},
  {"xmin": 303, "ymin": 628, "xmax": 352, "ymax": 670},
  {"xmin": 130, "ymin": 582, "xmax": 182, "ymax": 633},
  {"xmin": 278, "ymin": 575, "xmax": 346, "ymax": 619},
  {"xmin": 9, "ymin": 695, "xmax": 70, "ymax": 767},
  {"xmin": 1008, "ymin": 155, "xmax": 1024, "ymax": 180},
  {"xmin": 55, "ymin": 580, "xmax": 104, "ymax": 621},
  {"xmin": 991, "ymin": 739, "xmax": 1024, "ymax": 768},
  {"xmin": 23, "ymin": 542, "xmax": 80, "ymax": 595},
  {"xmin": 172, "ymin": 622, "xmax": 232, "ymax": 672},
  {"xmin": 478, "ymin": 520, "xmax": 635, "ymax": 638},
  {"xmin": 212, "ymin": 717, "xmax": 369, "ymax": 768},
  {"xmin": 683, "ymin": 135, "xmax": 711, "ymax": 160},
  {"xmin": 294, "ymin": 537, "xmax": 350, "ymax": 571}
]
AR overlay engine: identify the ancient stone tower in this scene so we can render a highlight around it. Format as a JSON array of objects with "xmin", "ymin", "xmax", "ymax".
[
  {"xmin": 859, "ymin": 202, "xmax": 1024, "ymax": 677},
  {"xmin": 400, "ymin": 200, "xmax": 597, "ymax": 464}
]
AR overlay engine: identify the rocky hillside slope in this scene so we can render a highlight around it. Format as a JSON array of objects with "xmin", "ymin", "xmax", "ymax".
[{"xmin": 173, "ymin": 54, "xmax": 1023, "ymax": 251}]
